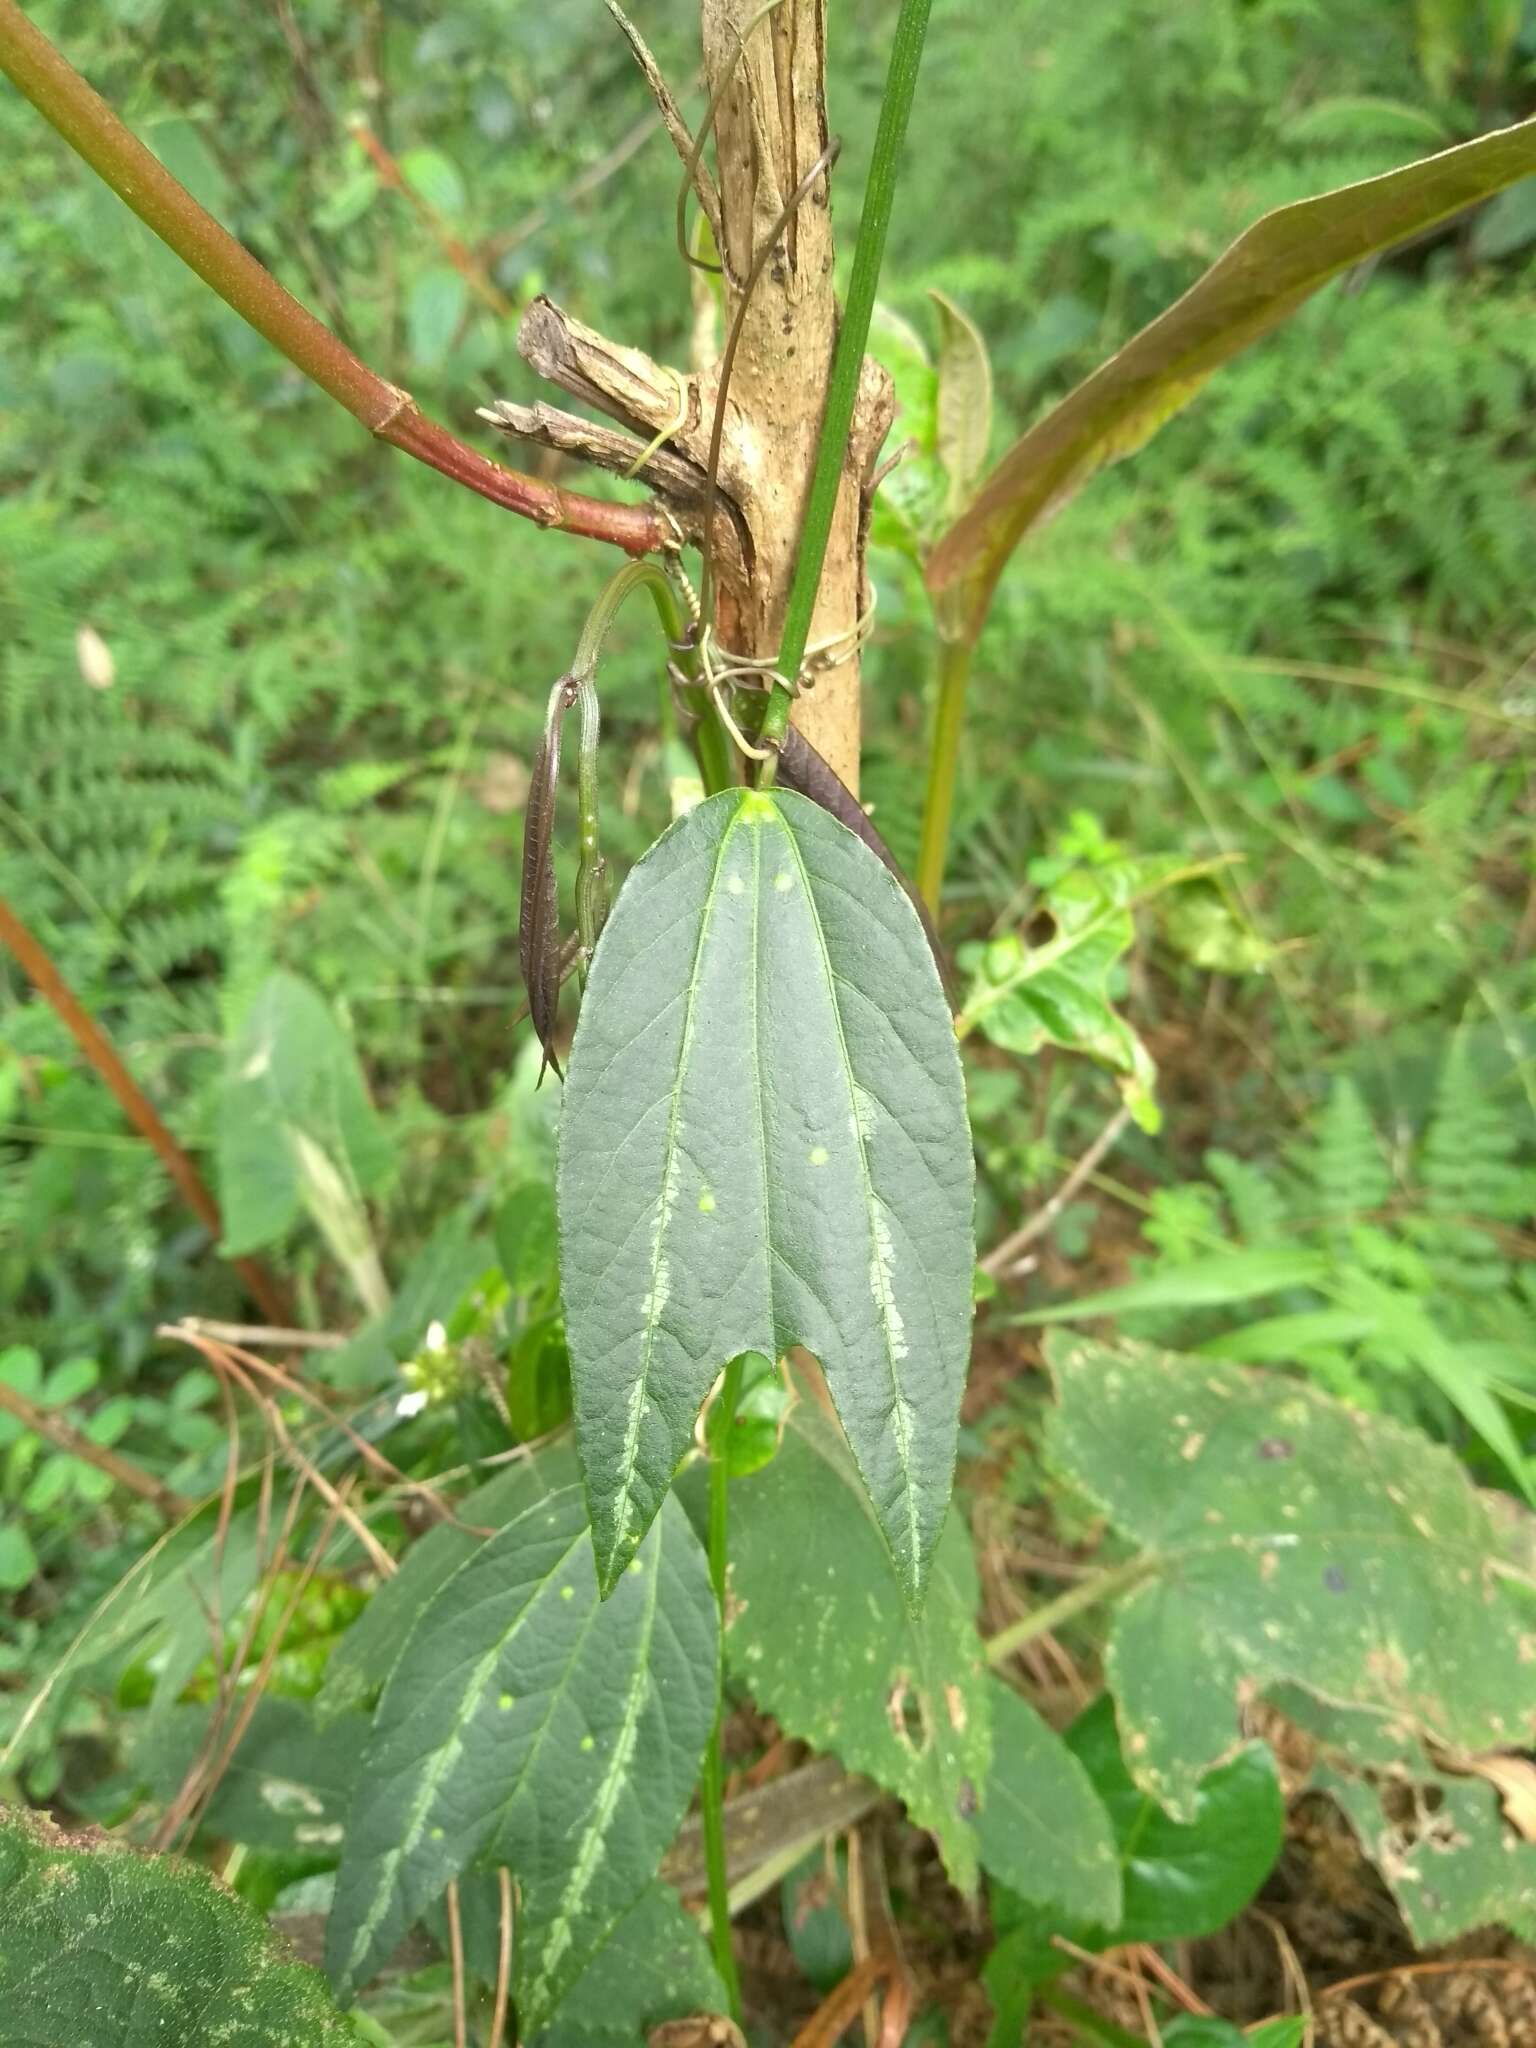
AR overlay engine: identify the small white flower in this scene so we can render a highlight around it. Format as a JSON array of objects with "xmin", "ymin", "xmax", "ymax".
[
  {"xmin": 395, "ymin": 1389, "xmax": 429, "ymax": 1418},
  {"xmin": 425, "ymin": 1320, "xmax": 447, "ymax": 1351}
]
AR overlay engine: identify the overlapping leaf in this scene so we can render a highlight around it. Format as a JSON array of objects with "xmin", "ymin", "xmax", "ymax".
[
  {"xmin": 558, "ymin": 788, "xmax": 974, "ymax": 1601},
  {"xmin": 973, "ymin": 1679, "xmax": 1120, "ymax": 1924},
  {"xmin": 1046, "ymin": 1335, "xmax": 1536, "ymax": 1818},
  {"xmin": 725, "ymin": 1398, "xmax": 991, "ymax": 1889},
  {"xmin": 926, "ymin": 115, "xmax": 1536, "ymax": 639},
  {"xmin": 325, "ymin": 1466, "xmax": 715, "ymax": 2027},
  {"xmin": 0, "ymin": 1808, "xmax": 359, "ymax": 2045}
]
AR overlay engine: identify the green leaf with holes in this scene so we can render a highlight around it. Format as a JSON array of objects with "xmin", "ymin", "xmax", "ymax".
[
  {"xmin": 1279, "ymin": 1692, "xmax": 1536, "ymax": 1946},
  {"xmin": 724, "ymin": 1396, "xmax": 991, "ymax": 1889},
  {"xmin": 325, "ymin": 1470, "xmax": 716, "ymax": 2024},
  {"xmin": 1046, "ymin": 1335, "xmax": 1536, "ymax": 1820},
  {"xmin": 0, "ymin": 1808, "xmax": 359, "ymax": 2045},
  {"xmin": 558, "ymin": 788, "xmax": 974, "ymax": 1602}
]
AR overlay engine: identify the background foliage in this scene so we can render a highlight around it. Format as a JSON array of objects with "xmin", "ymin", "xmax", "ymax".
[{"xmin": 1, "ymin": 0, "xmax": 1534, "ymax": 2042}]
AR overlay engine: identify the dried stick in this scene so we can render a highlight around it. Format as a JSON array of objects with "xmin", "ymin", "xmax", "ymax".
[
  {"xmin": 487, "ymin": 1868, "xmax": 515, "ymax": 2048},
  {"xmin": 980, "ymin": 1105, "xmax": 1134, "ymax": 1278},
  {"xmin": 0, "ymin": 895, "xmax": 290, "ymax": 1324},
  {"xmin": 600, "ymin": 0, "xmax": 723, "ymax": 253},
  {"xmin": 349, "ymin": 118, "xmax": 513, "ymax": 321},
  {"xmin": 0, "ymin": 0, "xmax": 662, "ymax": 557},
  {"xmin": 0, "ymin": 1377, "xmax": 188, "ymax": 1522}
]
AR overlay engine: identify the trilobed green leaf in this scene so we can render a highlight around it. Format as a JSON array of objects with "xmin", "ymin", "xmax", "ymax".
[
  {"xmin": 325, "ymin": 1470, "xmax": 715, "ymax": 2023},
  {"xmin": 557, "ymin": 788, "xmax": 974, "ymax": 1601}
]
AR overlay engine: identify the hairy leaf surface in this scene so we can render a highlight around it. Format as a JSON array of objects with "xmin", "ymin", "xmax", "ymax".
[
  {"xmin": 0, "ymin": 1808, "xmax": 359, "ymax": 2045},
  {"xmin": 725, "ymin": 1398, "xmax": 990, "ymax": 1888},
  {"xmin": 1047, "ymin": 1335, "xmax": 1536, "ymax": 1818},
  {"xmin": 559, "ymin": 788, "xmax": 973, "ymax": 1599},
  {"xmin": 325, "ymin": 1474, "xmax": 715, "ymax": 2023}
]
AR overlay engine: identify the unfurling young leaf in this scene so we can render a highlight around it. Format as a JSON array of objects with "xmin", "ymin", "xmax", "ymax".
[
  {"xmin": 520, "ymin": 675, "xmax": 581, "ymax": 1081},
  {"xmin": 557, "ymin": 788, "xmax": 975, "ymax": 1603},
  {"xmin": 930, "ymin": 288, "xmax": 993, "ymax": 516}
]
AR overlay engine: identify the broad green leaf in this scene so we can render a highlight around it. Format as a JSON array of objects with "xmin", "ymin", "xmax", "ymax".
[
  {"xmin": 1320, "ymin": 1759, "xmax": 1536, "ymax": 1946},
  {"xmin": 0, "ymin": 1522, "xmax": 37, "ymax": 1592},
  {"xmin": 317, "ymin": 1443, "xmax": 578, "ymax": 1724},
  {"xmin": 1166, "ymin": 2022, "xmax": 1304, "ymax": 2048},
  {"xmin": 137, "ymin": 1697, "xmax": 365, "ymax": 1856},
  {"xmin": 724, "ymin": 1397, "xmax": 991, "ymax": 1889},
  {"xmin": 496, "ymin": 1179, "xmax": 559, "ymax": 1296},
  {"xmin": 218, "ymin": 971, "xmax": 391, "ymax": 1262},
  {"xmin": 1015, "ymin": 1248, "xmax": 1328, "ymax": 1325},
  {"xmin": 407, "ymin": 266, "xmax": 468, "ymax": 370},
  {"xmin": 781, "ymin": 1843, "xmax": 855, "ymax": 1993},
  {"xmin": 559, "ymin": 789, "xmax": 974, "ymax": 1600},
  {"xmin": 1065, "ymin": 1696, "xmax": 1283, "ymax": 1941},
  {"xmin": 325, "ymin": 1476, "xmax": 716, "ymax": 2029},
  {"xmin": 926, "ymin": 115, "xmax": 1536, "ymax": 639},
  {"xmin": 397, "ymin": 146, "xmax": 466, "ymax": 218},
  {"xmin": 1046, "ymin": 1335, "xmax": 1536, "ymax": 1819},
  {"xmin": 974, "ymin": 1678, "xmax": 1121, "ymax": 1925},
  {"xmin": 0, "ymin": 1807, "xmax": 359, "ymax": 2045},
  {"xmin": 531, "ymin": 1881, "xmax": 728, "ymax": 2048},
  {"xmin": 931, "ymin": 288, "xmax": 992, "ymax": 517},
  {"xmin": 1276, "ymin": 1690, "xmax": 1536, "ymax": 1945}
]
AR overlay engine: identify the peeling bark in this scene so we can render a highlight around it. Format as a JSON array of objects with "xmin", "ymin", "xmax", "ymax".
[{"xmin": 490, "ymin": 0, "xmax": 892, "ymax": 790}]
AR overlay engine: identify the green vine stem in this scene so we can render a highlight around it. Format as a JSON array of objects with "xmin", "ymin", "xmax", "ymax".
[
  {"xmin": 758, "ymin": 0, "xmax": 934, "ymax": 778},
  {"xmin": 0, "ymin": 0, "xmax": 662, "ymax": 557},
  {"xmin": 982, "ymin": 1555, "xmax": 1156, "ymax": 1669},
  {"xmin": 914, "ymin": 636, "xmax": 976, "ymax": 912},
  {"xmin": 701, "ymin": 1355, "xmax": 748, "ymax": 2021},
  {"xmin": 573, "ymin": 559, "xmax": 735, "ymax": 797}
]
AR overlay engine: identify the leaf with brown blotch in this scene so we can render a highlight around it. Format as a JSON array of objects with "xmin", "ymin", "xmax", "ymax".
[
  {"xmin": 519, "ymin": 675, "xmax": 580, "ymax": 1082},
  {"xmin": 926, "ymin": 114, "xmax": 1536, "ymax": 642}
]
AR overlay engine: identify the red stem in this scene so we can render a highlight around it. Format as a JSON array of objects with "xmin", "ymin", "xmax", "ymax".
[
  {"xmin": 0, "ymin": 895, "xmax": 291, "ymax": 1326},
  {"xmin": 0, "ymin": 0, "xmax": 661, "ymax": 557}
]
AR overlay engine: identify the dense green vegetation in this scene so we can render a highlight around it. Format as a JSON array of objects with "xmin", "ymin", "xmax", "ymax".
[{"xmin": 1, "ymin": 2, "xmax": 1533, "ymax": 2043}]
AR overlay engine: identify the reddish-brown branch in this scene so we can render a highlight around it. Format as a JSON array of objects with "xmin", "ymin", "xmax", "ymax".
[
  {"xmin": 348, "ymin": 118, "xmax": 513, "ymax": 322},
  {"xmin": 0, "ymin": 895, "xmax": 290, "ymax": 1325},
  {"xmin": 0, "ymin": 1377, "xmax": 189, "ymax": 1521},
  {"xmin": 0, "ymin": 0, "xmax": 663, "ymax": 558}
]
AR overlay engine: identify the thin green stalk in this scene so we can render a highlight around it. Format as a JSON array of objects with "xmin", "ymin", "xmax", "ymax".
[
  {"xmin": 914, "ymin": 635, "xmax": 975, "ymax": 912},
  {"xmin": 758, "ymin": 0, "xmax": 933, "ymax": 777},
  {"xmin": 700, "ymin": 1354, "xmax": 747, "ymax": 2022},
  {"xmin": 573, "ymin": 559, "xmax": 735, "ymax": 796},
  {"xmin": 0, "ymin": 0, "xmax": 659, "ymax": 555},
  {"xmin": 982, "ymin": 1555, "xmax": 1156, "ymax": 1668}
]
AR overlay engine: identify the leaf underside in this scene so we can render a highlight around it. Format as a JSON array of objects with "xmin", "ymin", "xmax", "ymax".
[
  {"xmin": 558, "ymin": 788, "xmax": 974, "ymax": 1600},
  {"xmin": 926, "ymin": 113, "xmax": 1536, "ymax": 634}
]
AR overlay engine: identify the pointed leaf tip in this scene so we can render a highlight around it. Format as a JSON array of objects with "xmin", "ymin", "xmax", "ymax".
[{"xmin": 557, "ymin": 788, "xmax": 975, "ymax": 1599}]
